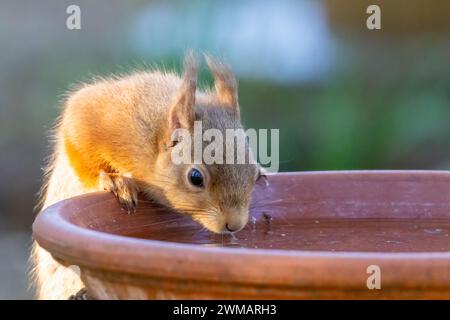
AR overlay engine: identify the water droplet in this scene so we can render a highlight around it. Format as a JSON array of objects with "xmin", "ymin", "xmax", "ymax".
[{"xmin": 424, "ymin": 228, "xmax": 443, "ymax": 235}]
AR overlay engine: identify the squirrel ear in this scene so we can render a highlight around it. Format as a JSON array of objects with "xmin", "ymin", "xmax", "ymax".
[
  {"xmin": 204, "ymin": 54, "xmax": 240, "ymax": 118},
  {"xmin": 168, "ymin": 52, "xmax": 198, "ymax": 131}
]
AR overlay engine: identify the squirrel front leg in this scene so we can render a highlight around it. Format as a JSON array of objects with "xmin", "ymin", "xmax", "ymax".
[{"xmin": 99, "ymin": 170, "xmax": 139, "ymax": 213}]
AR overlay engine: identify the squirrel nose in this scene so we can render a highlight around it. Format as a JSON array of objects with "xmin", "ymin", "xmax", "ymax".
[
  {"xmin": 225, "ymin": 223, "xmax": 237, "ymax": 232},
  {"xmin": 223, "ymin": 208, "xmax": 248, "ymax": 233},
  {"xmin": 224, "ymin": 219, "xmax": 245, "ymax": 233}
]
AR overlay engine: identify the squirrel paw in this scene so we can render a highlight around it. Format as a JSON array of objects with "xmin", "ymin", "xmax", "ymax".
[{"xmin": 99, "ymin": 171, "xmax": 138, "ymax": 214}]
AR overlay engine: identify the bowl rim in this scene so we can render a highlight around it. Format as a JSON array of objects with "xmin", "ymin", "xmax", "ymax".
[{"xmin": 33, "ymin": 170, "xmax": 450, "ymax": 288}]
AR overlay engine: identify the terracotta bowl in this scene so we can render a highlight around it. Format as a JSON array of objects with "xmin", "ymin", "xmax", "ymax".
[{"xmin": 33, "ymin": 171, "xmax": 450, "ymax": 299}]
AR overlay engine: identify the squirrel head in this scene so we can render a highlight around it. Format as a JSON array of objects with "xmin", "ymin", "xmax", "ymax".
[{"xmin": 147, "ymin": 53, "xmax": 260, "ymax": 234}]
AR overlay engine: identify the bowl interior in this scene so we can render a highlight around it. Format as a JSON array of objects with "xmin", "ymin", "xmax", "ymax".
[{"xmin": 65, "ymin": 171, "xmax": 450, "ymax": 253}]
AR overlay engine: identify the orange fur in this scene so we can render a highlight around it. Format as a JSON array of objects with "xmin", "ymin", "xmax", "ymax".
[{"xmin": 32, "ymin": 54, "xmax": 259, "ymax": 299}]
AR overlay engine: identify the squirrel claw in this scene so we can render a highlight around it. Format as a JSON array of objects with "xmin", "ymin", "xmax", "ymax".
[
  {"xmin": 257, "ymin": 167, "xmax": 270, "ymax": 188},
  {"xmin": 99, "ymin": 170, "xmax": 138, "ymax": 214},
  {"xmin": 118, "ymin": 195, "xmax": 137, "ymax": 215},
  {"xmin": 262, "ymin": 174, "xmax": 269, "ymax": 187}
]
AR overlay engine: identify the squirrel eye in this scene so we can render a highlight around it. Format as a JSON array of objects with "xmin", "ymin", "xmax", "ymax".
[{"xmin": 188, "ymin": 168, "xmax": 204, "ymax": 188}]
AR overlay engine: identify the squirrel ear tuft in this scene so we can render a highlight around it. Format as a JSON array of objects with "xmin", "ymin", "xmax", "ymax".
[
  {"xmin": 204, "ymin": 54, "xmax": 240, "ymax": 118},
  {"xmin": 168, "ymin": 51, "xmax": 198, "ymax": 131}
]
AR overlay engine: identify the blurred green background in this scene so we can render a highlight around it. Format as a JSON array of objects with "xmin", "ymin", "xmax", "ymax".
[{"xmin": 0, "ymin": 0, "xmax": 449, "ymax": 298}]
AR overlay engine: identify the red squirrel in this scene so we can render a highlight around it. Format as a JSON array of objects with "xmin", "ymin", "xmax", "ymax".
[{"xmin": 31, "ymin": 53, "xmax": 264, "ymax": 299}]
